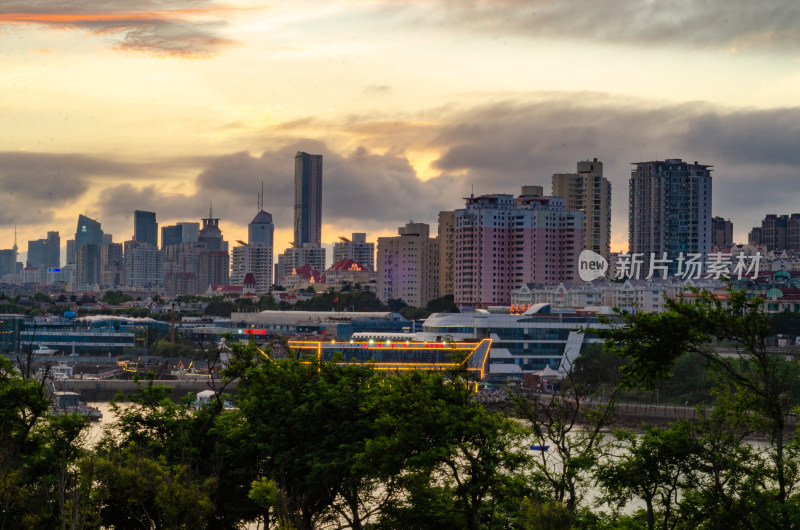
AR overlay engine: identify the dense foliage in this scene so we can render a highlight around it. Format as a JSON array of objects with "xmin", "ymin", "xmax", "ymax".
[{"xmin": 4, "ymin": 290, "xmax": 800, "ymax": 528}]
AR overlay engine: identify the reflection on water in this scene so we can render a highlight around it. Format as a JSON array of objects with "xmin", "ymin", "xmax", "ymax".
[{"xmin": 83, "ymin": 402, "xmax": 119, "ymax": 447}]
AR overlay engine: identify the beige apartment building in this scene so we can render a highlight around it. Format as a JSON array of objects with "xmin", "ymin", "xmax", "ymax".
[
  {"xmin": 437, "ymin": 210, "xmax": 455, "ymax": 297},
  {"xmin": 552, "ymin": 158, "xmax": 611, "ymax": 258},
  {"xmin": 377, "ymin": 221, "xmax": 439, "ymax": 308}
]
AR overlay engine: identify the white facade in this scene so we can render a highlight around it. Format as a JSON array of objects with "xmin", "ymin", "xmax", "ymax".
[
  {"xmin": 123, "ymin": 240, "xmax": 164, "ymax": 289},
  {"xmin": 333, "ymin": 233, "xmax": 375, "ymax": 270},
  {"xmin": 275, "ymin": 243, "xmax": 326, "ymax": 282},
  {"xmin": 231, "ymin": 243, "xmax": 273, "ymax": 294},
  {"xmin": 419, "ymin": 310, "xmax": 613, "ymax": 377},
  {"xmin": 510, "ymin": 278, "xmax": 723, "ymax": 313}
]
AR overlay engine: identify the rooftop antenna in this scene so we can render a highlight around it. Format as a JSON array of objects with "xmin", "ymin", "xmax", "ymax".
[
  {"xmin": 12, "ymin": 223, "xmax": 17, "ymax": 254},
  {"xmin": 258, "ymin": 180, "xmax": 264, "ymax": 211},
  {"xmin": 209, "ymin": 201, "xmax": 213, "ymax": 219}
]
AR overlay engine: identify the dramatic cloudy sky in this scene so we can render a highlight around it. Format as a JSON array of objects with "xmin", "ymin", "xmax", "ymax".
[{"xmin": 2, "ymin": 0, "xmax": 799, "ymax": 261}]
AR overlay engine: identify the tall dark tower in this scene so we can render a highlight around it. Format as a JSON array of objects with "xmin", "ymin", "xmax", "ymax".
[
  {"xmin": 293, "ymin": 151, "xmax": 323, "ymax": 245},
  {"xmin": 198, "ymin": 203, "xmax": 226, "ymax": 252},
  {"xmin": 134, "ymin": 210, "xmax": 158, "ymax": 247},
  {"xmin": 75, "ymin": 215, "xmax": 103, "ymax": 253}
]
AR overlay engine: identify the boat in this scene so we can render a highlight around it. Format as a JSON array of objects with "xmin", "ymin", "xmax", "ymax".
[
  {"xmin": 50, "ymin": 391, "xmax": 102, "ymax": 421},
  {"xmin": 32, "ymin": 345, "xmax": 58, "ymax": 355},
  {"xmin": 52, "ymin": 361, "xmax": 74, "ymax": 380},
  {"xmin": 193, "ymin": 389, "xmax": 235, "ymax": 410}
]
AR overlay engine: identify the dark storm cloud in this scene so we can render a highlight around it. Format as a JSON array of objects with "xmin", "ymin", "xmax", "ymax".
[
  {"xmin": 397, "ymin": 0, "xmax": 800, "ymax": 52},
  {"xmin": 97, "ymin": 149, "xmax": 301, "ymax": 238},
  {"xmin": 0, "ymin": 0, "xmax": 234, "ymax": 57},
  {"xmin": 191, "ymin": 143, "xmax": 459, "ymax": 232},
  {"xmin": 421, "ymin": 97, "xmax": 800, "ymax": 241},
  {"xmin": 97, "ymin": 184, "xmax": 206, "ymax": 225},
  {"xmin": 116, "ymin": 97, "xmax": 800, "ymax": 244},
  {"xmin": 12, "ymin": 96, "xmax": 800, "ymax": 246},
  {"xmin": 0, "ymin": 151, "xmax": 140, "ymax": 225},
  {"xmin": 681, "ymin": 108, "xmax": 800, "ymax": 166},
  {"xmin": 95, "ymin": 141, "xmax": 460, "ymax": 241}
]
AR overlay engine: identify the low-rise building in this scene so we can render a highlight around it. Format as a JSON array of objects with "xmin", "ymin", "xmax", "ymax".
[
  {"xmin": 20, "ymin": 314, "xmax": 168, "ymax": 354},
  {"xmin": 231, "ymin": 310, "xmax": 410, "ymax": 340},
  {"xmin": 511, "ymin": 278, "xmax": 723, "ymax": 313},
  {"xmin": 416, "ymin": 306, "xmax": 613, "ymax": 380},
  {"xmin": 325, "ymin": 259, "xmax": 377, "ymax": 292}
]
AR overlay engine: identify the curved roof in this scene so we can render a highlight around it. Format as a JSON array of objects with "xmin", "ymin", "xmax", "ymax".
[
  {"xmin": 291, "ymin": 264, "xmax": 324, "ymax": 283},
  {"xmin": 327, "ymin": 259, "xmax": 371, "ymax": 272}
]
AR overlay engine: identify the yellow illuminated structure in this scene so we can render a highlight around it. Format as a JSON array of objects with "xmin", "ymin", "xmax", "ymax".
[{"xmin": 285, "ymin": 338, "xmax": 492, "ymax": 380}]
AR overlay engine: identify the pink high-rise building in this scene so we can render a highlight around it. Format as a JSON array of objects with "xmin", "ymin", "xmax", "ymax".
[{"xmin": 454, "ymin": 188, "xmax": 584, "ymax": 308}]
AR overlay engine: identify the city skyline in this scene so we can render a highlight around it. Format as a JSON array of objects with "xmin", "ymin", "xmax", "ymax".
[{"xmin": 2, "ymin": 1, "xmax": 799, "ymax": 255}]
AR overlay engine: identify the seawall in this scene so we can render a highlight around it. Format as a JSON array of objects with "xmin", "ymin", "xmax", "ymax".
[{"xmin": 56, "ymin": 378, "xmax": 238, "ymax": 402}]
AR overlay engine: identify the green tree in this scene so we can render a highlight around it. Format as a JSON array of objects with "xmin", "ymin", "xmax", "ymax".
[
  {"xmin": 86, "ymin": 443, "xmax": 215, "ymax": 529},
  {"xmin": 386, "ymin": 298, "xmax": 407, "ymax": 312},
  {"xmin": 205, "ymin": 300, "xmax": 236, "ymax": 317},
  {"xmin": 0, "ymin": 356, "xmax": 91, "ymax": 528},
  {"xmin": 426, "ymin": 294, "xmax": 459, "ymax": 314},
  {"xmin": 32, "ymin": 292, "xmax": 50, "ymax": 303},
  {"xmin": 514, "ymin": 358, "xmax": 619, "ymax": 517},
  {"xmin": 399, "ymin": 306, "xmax": 430, "ymax": 320},
  {"xmin": 227, "ymin": 349, "xmax": 390, "ymax": 530},
  {"xmin": 101, "ymin": 291, "xmax": 134, "ymax": 305},
  {"xmin": 599, "ymin": 290, "xmax": 800, "ymax": 528},
  {"xmin": 597, "ymin": 424, "xmax": 695, "ymax": 530},
  {"xmin": 371, "ymin": 369, "xmax": 532, "ymax": 530}
]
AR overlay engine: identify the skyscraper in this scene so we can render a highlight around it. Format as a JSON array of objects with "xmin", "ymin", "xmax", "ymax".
[
  {"xmin": 100, "ymin": 242, "xmax": 123, "ymax": 287},
  {"xmin": 75, "ymin": 215, "xmax": 103, "ymax": 253},
  {"xmin": 161, "ymin": 225, "xmax": 182, "ymax": 249},
  {"xmin": 197, "ymin": 251, "xmax": 229, "ymax": 290},
  {"xmin": 198, "ymin": 209, "xmax": 227, "ymax": 252},
  {"xmin": 276, "ymin": 153, "xmax": 325, "ymax": 280},
  {"xmin": 629, "ymin": 159, "xmax": 712, "ymax": 263},
  {"xmin": 75, "ymin": 215, "xmax": 104, "ymax": 286},
  {"xmin": 66, "ymin": 239, "xmax": 75, "ymax": 265},
  {"xmin": 161, "ymin": 222, "xmax": 199, "ymax": 249},
  {"xmin": 75, "ymin": 244, "xmax": 100, "ymax": 287},
  {"xmin": 249, "ymin": 210, "xmax": 274, "ymax": 247},
  {"xmin": 231, "ymin": 207, "xmax": 275, "ymax": 293},
  {"xmin": 26, "ymin": 231, "xmax": 60, "ymax": 269},
  {"xmin": 712, "ymin": 217, "xmax": 733, "ymax": 248},
  {"xmin": 134, "ymin": 210, "xmax": 158, "ymax": 247},
  {"xmin": 294, "ymin": 151, "xmax": 323, "ymax": 246},
  {"xmin": 194, "ymin": 207, "xmax": 229, "ymax": 290},
  {"xmin": 123, "ymin": 240, "xmax": 163, "ymax": 288},
  {"xmin": 0, "ymin": 250, "xmax": 16, "ymax": 278},
  {"xmin": 552, "ymin": 158, "xmax": 612, "ymax": 259}
]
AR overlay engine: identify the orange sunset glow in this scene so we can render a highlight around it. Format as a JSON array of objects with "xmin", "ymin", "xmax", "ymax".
[{"xmin": 1, "ymin": 0, "xmax": 799, "ymax": 259}]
